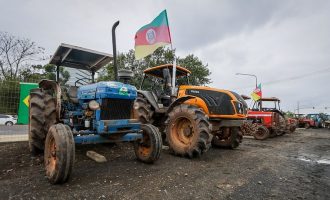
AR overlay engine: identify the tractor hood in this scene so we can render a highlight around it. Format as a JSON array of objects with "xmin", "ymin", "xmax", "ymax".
[
  {"xmin": 77, "ymin": 81, "xmax": 137, "ymax": 100},
  {"xmin": 180, "ymin": 85, "xmax": 248, "ymax": 117}
]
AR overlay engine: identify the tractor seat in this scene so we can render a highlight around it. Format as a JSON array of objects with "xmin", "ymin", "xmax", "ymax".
[
  {"xmin": 160, "ymin": 95, "xmax": 171, "ymax": 107},
  {"xmin": 68, "ymin": 86, "xmax": 79, "ymax": 103}
]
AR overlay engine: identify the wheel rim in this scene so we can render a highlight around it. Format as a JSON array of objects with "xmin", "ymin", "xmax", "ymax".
[
  {"xmin": 171, "ymin": 117, "xmax": 194, "ymax": 146},
  {"xmin": 45, "ymin": 135, "xmax": 56, "ymax": 176},
  {"xmin": 256, "ymin": 128, "xmax": 265, "ymax": 137},
  {"xmin": 138, "ymin": 131, "xmax": 152, "ymax": 157}
]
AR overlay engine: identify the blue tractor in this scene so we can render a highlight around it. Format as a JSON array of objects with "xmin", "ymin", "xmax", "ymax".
[{"xmin": 28, "ymin": 22, "xmax": 162, "ymax": 184}]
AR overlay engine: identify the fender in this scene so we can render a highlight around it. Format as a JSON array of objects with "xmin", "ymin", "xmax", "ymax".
[
  {"xmin": 137, "ymin": 90, "xmax": 160, "ymax": 112},
  {"xmin": 39, "ymin": 79, "xmax": 61, "ymax": 121},
  {"xmin": 167, "ymin": 95, "xmax": 196, "ymax": 114}
]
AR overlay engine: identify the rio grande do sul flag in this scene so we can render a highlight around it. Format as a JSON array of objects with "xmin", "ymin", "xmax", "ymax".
[
  {"xmin": 251, "ymin": 83, "xmax": 262, "ymax": 101},
  {"xmin": 134, "ymin": 10, "xmax": 171, "ymax": 60}
]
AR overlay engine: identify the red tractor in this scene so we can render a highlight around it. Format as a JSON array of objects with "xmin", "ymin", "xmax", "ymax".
[
  {"xmin": 247, "ymin": 97, "xmax": 296, "ymax": 140},
  {"xmin": 295, "ymin": 114, "xmax": 316, "ymax": 129}
]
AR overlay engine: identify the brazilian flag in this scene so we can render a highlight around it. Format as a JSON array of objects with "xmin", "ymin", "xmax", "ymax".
[{"xmin": 17, "ymin": 82, "xmax": 38, "ymax": 124}]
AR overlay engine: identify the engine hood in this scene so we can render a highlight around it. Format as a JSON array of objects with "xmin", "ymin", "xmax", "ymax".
[{"xmin": 77, "ymin": 81, "xmax": 137, "ymax": 100}]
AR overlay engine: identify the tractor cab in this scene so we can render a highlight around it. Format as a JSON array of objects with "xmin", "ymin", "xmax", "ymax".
[
  {"xmin": 252, "ymin": 97, "xmax": 282, "ymax": 113},
  {"xmin": 139, "ymin": 64, "xmax": 191, "ymax": 107},
  {"xmin": 49, "ymin": 43, "xmax": 114, "ymax": 103},
  {"xmin": 48, "ymin": 43, "xmax": 140, "ymax": 133}
]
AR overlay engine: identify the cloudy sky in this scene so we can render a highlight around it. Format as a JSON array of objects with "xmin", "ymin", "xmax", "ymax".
[{"xmin": 1, "ymin": 0, "xmax": 329, "ymax": 113}]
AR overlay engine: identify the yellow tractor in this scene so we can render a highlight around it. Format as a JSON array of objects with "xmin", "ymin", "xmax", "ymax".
[{"xmin": 134, "ymin": 64, "xmax": 247, "ymax": 158}]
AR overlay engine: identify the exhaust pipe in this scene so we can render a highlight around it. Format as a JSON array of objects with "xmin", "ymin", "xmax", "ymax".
[{"xmin": 112, "ymin": 21, "xmax": 120, "ymax": 81}]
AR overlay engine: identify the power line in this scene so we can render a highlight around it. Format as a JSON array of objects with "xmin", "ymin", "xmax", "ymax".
[
  {"xmin": 263, "ymin": 67, "xmax": 330, "ymax": 85},
  {"xmin": 234, "ymin": 67, "xmax": 330, "ymax": 90}
]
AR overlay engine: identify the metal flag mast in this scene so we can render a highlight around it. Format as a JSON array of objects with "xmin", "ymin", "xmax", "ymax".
[
  {"xmin": 165, "ymin": 9, "xmax": 176, "ymax": 96},
  {"xmin": 171, "ymin": 43, "xmax": 176, "ymax": 96}
]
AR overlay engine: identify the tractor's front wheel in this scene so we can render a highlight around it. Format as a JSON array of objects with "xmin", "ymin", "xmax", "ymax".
[
  {"xmin": 289, "ymin": 125, "xmax": 296, "ymax": 133},
  {"xmin": 165, "ymin": 105, "xmax": 212, "ymax": 158},
  {"xmin": 253, "ymin": 125, "xmax": 270, "ymax": 140},
  {"xmin": 304, "ymin": 123, "xmax": 310, "ymax": 129},
  {"xmin": 212, "ymin": 127, "xmax": 241, "ymax": 149},
  {"xmin": 134, "ymin": 124, "xmax": 162, "ymax": 163},
  {"xmin": 44, "ymin": 124, "xmax": 75, "ymax": 184}
]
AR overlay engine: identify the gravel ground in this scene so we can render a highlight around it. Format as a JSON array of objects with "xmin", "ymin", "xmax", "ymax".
[{"xmin": 0, "ymin": 128, "xmax": 329, "ymax": 200}]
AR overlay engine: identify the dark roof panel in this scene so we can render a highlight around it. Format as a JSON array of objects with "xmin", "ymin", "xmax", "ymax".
[{"xmin": 49, "ymin": 43, "xmax": 112, "ymax": 72}]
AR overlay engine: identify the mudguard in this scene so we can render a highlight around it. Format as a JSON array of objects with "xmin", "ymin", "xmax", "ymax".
[
  {"xmin": 167, "ymin": 95, "xmax": 196, "ymax": 114},
  {"xmin": 137, "ymin": 90, "xmax": 160, "ymax": 111}
]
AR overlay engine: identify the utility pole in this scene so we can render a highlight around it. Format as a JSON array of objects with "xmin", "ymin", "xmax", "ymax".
[{"xmin": 297, "ymin": 101, "xmax": 300, "ymax": 115}]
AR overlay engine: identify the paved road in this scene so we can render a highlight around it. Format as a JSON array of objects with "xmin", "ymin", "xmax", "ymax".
[
  {"xmin": 0, "ymin": 125, "xmax": 28, "ymax": 142},
  {"xmin": 0, "ymin": 125, "xmax": 28, "ymax": 135}
]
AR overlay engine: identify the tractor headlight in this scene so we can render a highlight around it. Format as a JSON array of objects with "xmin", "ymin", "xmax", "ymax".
[{"xmin": 88, "ymin": 100, "xmax": 100, "ymax": 110}]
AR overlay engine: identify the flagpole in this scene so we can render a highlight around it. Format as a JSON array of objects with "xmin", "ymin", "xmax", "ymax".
[{"xmin": 171, "ymin": 44, "xmax": 176, "ymax": 96}]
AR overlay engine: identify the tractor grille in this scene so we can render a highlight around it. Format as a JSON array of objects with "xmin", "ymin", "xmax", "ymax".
[
  {"xmin": 100, "ymin": 98, "xmax": 133, "ymax": 120},
  {"xmin": 186, "ymin": 89, "xmax": 234, "ymax": 115}
]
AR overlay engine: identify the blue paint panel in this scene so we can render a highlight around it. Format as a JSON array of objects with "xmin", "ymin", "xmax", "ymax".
[
  {"xmin": 77, "ymin": 81, "xmax": 137, "ymax": 101},
  {"xmin": 74, "ymin": 133, "xmax": 142, "ymax": 144}
]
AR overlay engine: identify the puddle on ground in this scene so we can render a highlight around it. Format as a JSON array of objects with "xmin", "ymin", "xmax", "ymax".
[{"xmin": 297, "ymin": 155, "xmax": 330, "ymax": 165}]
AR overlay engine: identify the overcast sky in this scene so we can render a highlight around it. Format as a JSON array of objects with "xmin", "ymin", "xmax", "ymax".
[{"xmin": 1, "ymin": 0, "xmax": 329, "ymax": 113}]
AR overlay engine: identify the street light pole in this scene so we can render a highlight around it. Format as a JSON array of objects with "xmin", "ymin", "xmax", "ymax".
[{"xmin": 235, "ymin": 73, "xmax": 258, "ymax": 88}]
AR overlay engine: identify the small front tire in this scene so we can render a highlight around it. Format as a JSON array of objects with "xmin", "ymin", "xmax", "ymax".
[
  {"xmin": 304, "ymin": 123, "xmax": 310, "ymax": 129},
  {"xmin": 212, "ymin": 127, "xmax": 241, "ymax": 149},
  {"xmin": 44, "ymin": 124, "xmax": 75, "ymax": 184},
  {"xmin": 134, "ymin": 124, "xmax": 162, "ymax": 164},
  {"xmin": 253, "ymin": 126, "xmax": 270, "ymax": 140}
]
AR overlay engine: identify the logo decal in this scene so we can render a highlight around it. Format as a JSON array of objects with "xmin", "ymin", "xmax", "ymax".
[
  {"xmin": 119, "ymin": 87, "xmax": 128, "ymax": 96},
  {"xmin": 146, "ymin": 29, "xmax": 156, "ymax": 44},
  {"xmin": 190, "ymin": 90, "xmax": 200, "ymax": 94}
]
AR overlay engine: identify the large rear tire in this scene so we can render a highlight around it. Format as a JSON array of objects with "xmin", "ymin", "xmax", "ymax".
[
  {"xmin": 253, "ymin": 125, "xmax": 270, "ymax": 140},
  {"xmin": 212, "ymin": 127, "xmax": 241, "ymax": 149},
  {"xmin": 133, "ymin": 94, "xmax": 154, "ymax": 124},
  {"xmin": 29, "ymin": 89, "xmax": 57, "ymax": 155},
  {"xmin": 134, "ymin": 124, "xmax": 162, "ymax": 163},
  {"xmin": 44, "ymin": 124, "xmax": 75, "ymax": 184},
  {"xmin": 165, "ymin": 105, "xmax": 212, "ymax": 158}
]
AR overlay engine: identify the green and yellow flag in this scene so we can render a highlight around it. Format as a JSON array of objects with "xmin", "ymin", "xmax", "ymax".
[
  {"xmin": 134, "ymin": 10, "xmax": 172, "ymax": 60},
  {"xmin": 251, "ymin": 83, "xmax": 262, "ymax": 101},
  {"xmin": 17, "ymin": 82, "xmax": 38, "ymax": 124}
]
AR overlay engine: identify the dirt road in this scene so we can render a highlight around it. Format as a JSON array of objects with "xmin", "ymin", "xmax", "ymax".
[{"xmin": 0, "ymin": 128, "xmax": 329, "ymax": 199}]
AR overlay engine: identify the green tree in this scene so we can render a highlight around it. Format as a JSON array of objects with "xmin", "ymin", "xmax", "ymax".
[
  {"xmin": 98, "ymin": 47, "xmax": 211, "ymax": 87},
  {"xmin": 0, "ymin": 32, "xmax": 44, "ymax": 80},
  {"xmin": 285, "ymin": 111, "xmax": 295, "ymax": 118},
  {"xmin": 20, "ymin": 64, "xmax": 70, "ymax": 85}
]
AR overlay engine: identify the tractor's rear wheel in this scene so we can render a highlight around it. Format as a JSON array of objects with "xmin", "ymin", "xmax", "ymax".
[
  {"xmin": 212, "ymin": 127, "xmax": 241, "ymax": 149},
  {"xmin": 44, "ymin": 124, "xmax": 75, "ymax": 184},
  {"xmin": 165, "ymin": 105, "xmax": 212, "ymax": 158},
  {"xmin": 29, "ymin": 88, "xmax": 57, "ymax": 155},
  {"xmin": 253, "ymin": 125, "xmax": 270, "ymax": 140},
  {"xmin": 133, "ymin": 94, "xmax": 154, "ymax": 124},
  {"xmin": 134, "ymin": 124, "xmax": 162, "ymax": 163}
]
